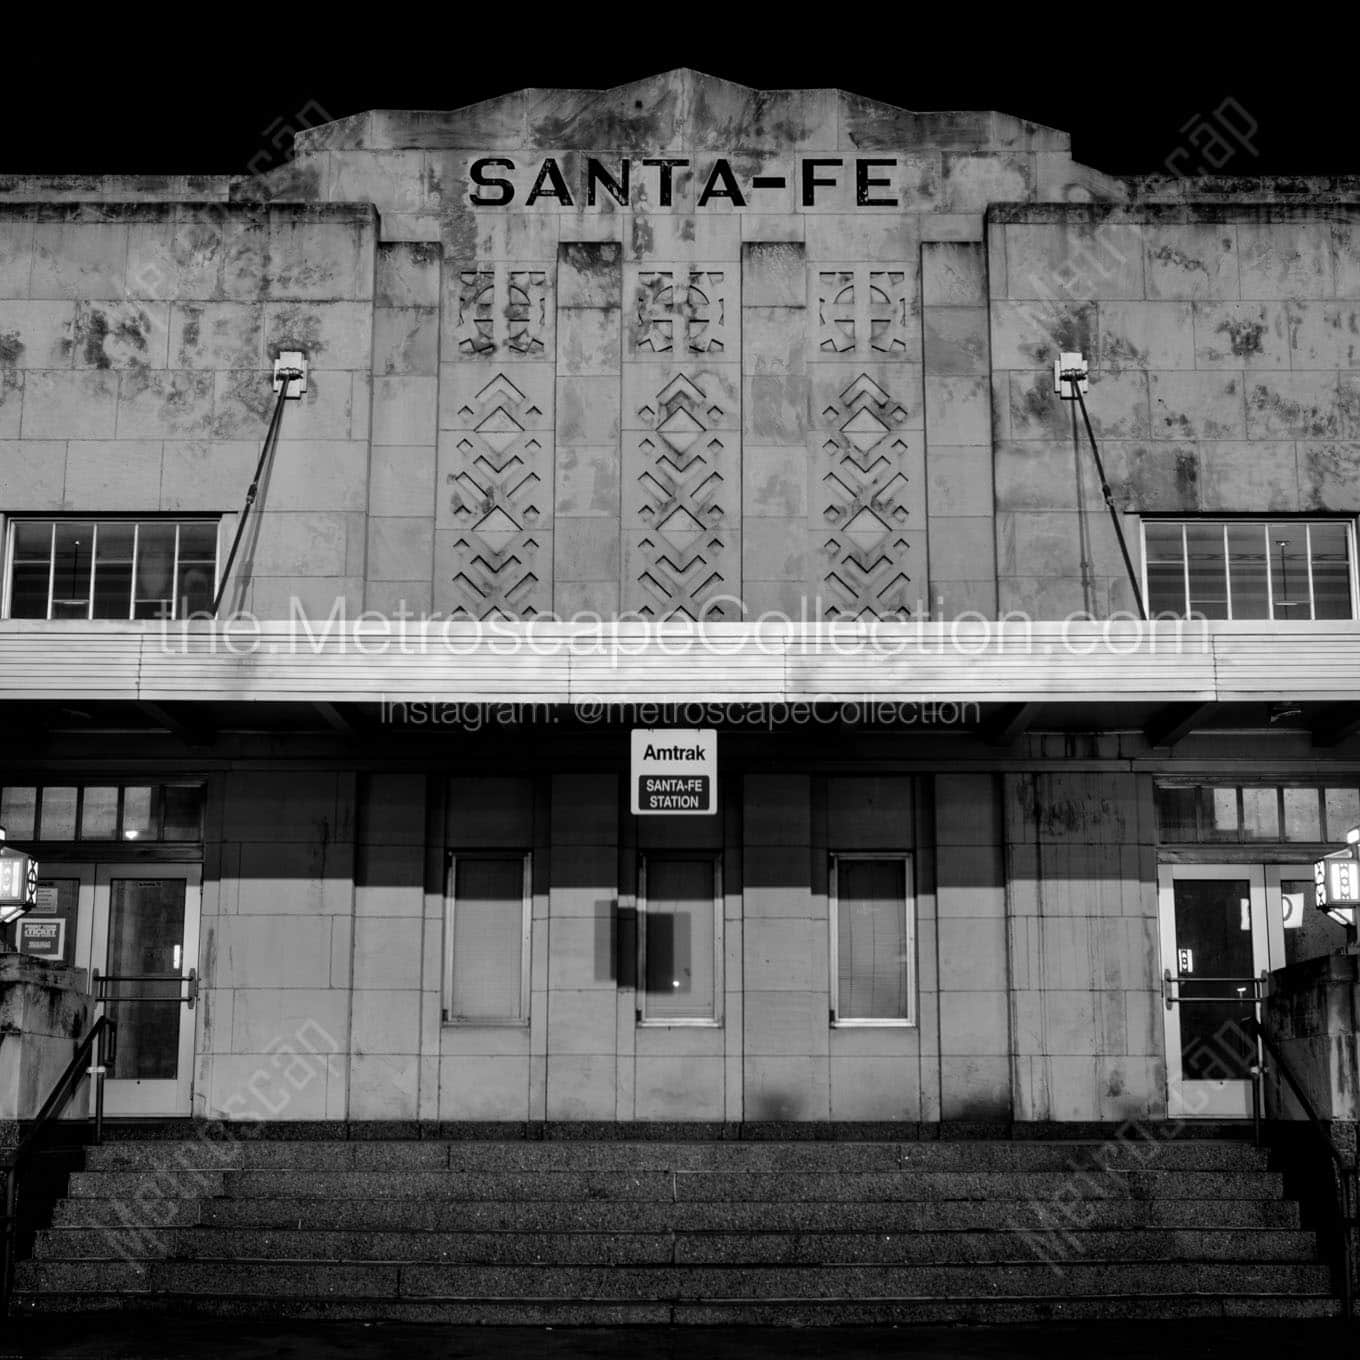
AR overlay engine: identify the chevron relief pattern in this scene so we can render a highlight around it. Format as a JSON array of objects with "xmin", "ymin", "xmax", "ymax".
[
  {"xmin": 441, "ymin": 371, "xmax": 552, "ymax": 618},
  {"xmin": 632, "ymin": 374, "xmax": 738, "ymax": 620},
  {"xmin": 817, "ymin": 373, "xmax": 916, "ymax": 619}
]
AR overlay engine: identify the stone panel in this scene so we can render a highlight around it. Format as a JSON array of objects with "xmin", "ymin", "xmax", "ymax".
[
  {"xmin": 434, "ymin": 367, "xmax": 554, "ymax": 617},
  {"xmin": 809, "ymin": 367, "xmax": 927, "ymax": 618}
]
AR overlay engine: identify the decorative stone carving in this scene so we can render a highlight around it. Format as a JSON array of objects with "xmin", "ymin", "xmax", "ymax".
[
  {"xmin": 630, "ymin": 373, "xmax": 738, "ymax": 619},
  {"xmin": 440, "ymin": 370, "xmax": 552, "ymax": 617},
  {"xmin": 632, "ymin": 269, "xmax": 733, "ymax": 355},
  {"xmin": 816, "ymin": 268, "xmax": 911, "ymax": 356},
  {"xmin": 455, "ymin": 268, "xmax": 550, "ymax": 357},
  {"xmin": 815, "ymin": 372, "xmax": 919, "ymax": 618}
]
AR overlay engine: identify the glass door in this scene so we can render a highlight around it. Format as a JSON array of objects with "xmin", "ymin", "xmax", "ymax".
[
  {"xmin": 1157, "ymin": 864, "xmax": 1280, "ymax": 1118},
  {"xmin": 88, "ymin": 865, "xmax": 201, "ymax": 1116}
]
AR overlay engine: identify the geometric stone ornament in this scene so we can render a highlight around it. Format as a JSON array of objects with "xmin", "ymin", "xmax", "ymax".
[
  {"xmin": 632, "ymin": 269, "xmax": 733, "ymax": 355},
  {"xmin": 630, "ymin": 373, "xmax": 738, "ymax": 619},
  {"xmin": 455, "ymin": 268, "xmax": 550, "ymax": 358},
  {"xmin": 814, "ymin": 371, "xmax": 917, "ymax": 619},
  {"xmin": 439, "ymin": 371, "xmax": 552, "ymax": 618},
  {"xmin": 816, "ymin": 268, "xmax": 911, "ymax": 356}
]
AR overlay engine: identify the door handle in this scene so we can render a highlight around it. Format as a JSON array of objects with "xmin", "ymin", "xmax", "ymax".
[{"xmin": 186, "ymin": 969, "xmax": 198, "ymax": 1012}]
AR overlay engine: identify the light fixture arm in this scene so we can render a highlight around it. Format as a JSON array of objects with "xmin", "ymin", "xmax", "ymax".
[{"xmin": 1059, "ymin": 363, "xmax": 1149, "ymax": 621}]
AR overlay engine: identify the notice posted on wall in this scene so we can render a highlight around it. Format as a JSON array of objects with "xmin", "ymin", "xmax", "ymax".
[
  {"xmin": 630, "ymin": 729, "xmax": 717, "ymax": 815},
  {"xmin": 17, "ymin": 918, "xmax": 65, "ymax": 960}
]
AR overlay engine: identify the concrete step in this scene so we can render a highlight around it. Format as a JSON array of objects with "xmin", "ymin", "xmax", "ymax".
[
  {"xmin": 53, "ymin": 1193, "xmax": 1304, "ymax": 1232},
  {"xmin": 31, "ymin": 1225, "xmax": 1321, "ymax": 1265},
  {"xmin": 63, "ymin": 1167, "xmax": 1289, "ymax": 1202},
  {"xmin": 80, "ymin": 1138, "xmax": 1272, "ymax": 1173},
  {"xmin": 12, "ymin": 1258, "xmax": 1335, "ymax": 1300},
  {"xmin": 11, "ymin": 1293, "xmax": 1344, "ymax": 1324}
]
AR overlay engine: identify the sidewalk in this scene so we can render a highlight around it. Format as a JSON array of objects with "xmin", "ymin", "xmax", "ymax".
[{"xmin": 1, "ymin": 1319, "xmax": 1353, "ymax": 1360}]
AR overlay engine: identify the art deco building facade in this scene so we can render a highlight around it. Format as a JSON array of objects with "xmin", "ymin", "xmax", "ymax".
[{"xmin": 1, "ymin": 71, "xmax": 1357, "ymax": 1130}]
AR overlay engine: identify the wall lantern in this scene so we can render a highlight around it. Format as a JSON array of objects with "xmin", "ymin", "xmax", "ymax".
[
  {"xmin": 0, "ymin": 826, "xmax": 39, "ymax": 933},
  {"xmin": 1313, "ymin": 825, "xmax": 1360, "ymax": 939}
]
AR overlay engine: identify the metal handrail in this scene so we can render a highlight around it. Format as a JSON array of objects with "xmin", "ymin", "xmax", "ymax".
[
  {"xmin": 1244, "ymin": 1016, "xmax": 1356, "ymax": 1322},
  {"xmin": 0, "ymin": 1014, "xmax": 116, "ymax": 1316},
  {"xmin": 93, "ymin": 968, "xmax": 197, "ymax": 1010},
  {"xmin": 1164, "ymin": 969, "xmax": 1269, "ymax": 1144}
]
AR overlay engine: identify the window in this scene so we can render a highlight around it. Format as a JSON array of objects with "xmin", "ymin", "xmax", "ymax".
[
  {"xmin": 830, "ymin": 853, "xmax": 915, "ymax": 1025},
  {"xmin": 443, "ymin": 853, "xmax": 531, "ymax": 1024},
  {"xmin": 1142, "ymin": 520, "xmax": 1355, "ymax": 620},
  {"xmin": 4, "ymin": 518, "xmax": 220, "ymax": 620},
  {"xmin": 0, "ymin": 783, "xmax": 204, "ymax": 843},
  {"xmin": 1156, "ymin": 781, "xmax": 1360, "ymax": 845},
  {"xmin": 638, "ymin": 855, "xmax": 722, "ymax": 1024}
]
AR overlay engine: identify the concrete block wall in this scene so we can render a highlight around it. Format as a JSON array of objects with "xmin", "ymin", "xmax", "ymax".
[
  {"xmin": 934, "ymin": 773, "xmax": 1010, "ymax": 1119},
  {"xmin": 182, "ymin": 763, "xmax": 1169, "ymax": 1125},
  {"xmin": 440, "ymin": 776, "xmax": 541, "ymax": 1120},
  {"xmin": 367, "ymin": 244, "xmax": 439, "ymax": 615},
  {"xmin": 989, "ymin": 203, "xmax": 1360, "ymax": 617},
  {"xmin": 922, "ymin": 241, "xmax": 997, "ymax": 618},
  {"xmin": 1004, "ymin": 769, "xmax": 1163, "ymax": 1121},
  {"xmin": 0, "ymin": 203, "xmax": 377, "ymax": 619},
  {"xmin": 196, "ymin": 770, "xmax": 357, "ymax": 1120}
]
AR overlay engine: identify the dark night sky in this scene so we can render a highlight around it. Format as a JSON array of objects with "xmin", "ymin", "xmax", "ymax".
[{"xmin": 5, "ymin": 45, "xmax": 1352, "ymax": 181}]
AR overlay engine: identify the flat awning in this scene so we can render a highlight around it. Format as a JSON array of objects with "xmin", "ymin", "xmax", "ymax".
[{"xmin": 0, "ymin": 619, "xmax": 1357, "ymax": 706}]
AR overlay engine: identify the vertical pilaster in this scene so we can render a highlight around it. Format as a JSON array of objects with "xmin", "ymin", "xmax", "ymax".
[
  {"xmin": 554, "ymin": 242, "xmax": 623, "ymax": 617},
  {"xmin": 922, "ymin": 240, "xmax": 997, "ymax": 618}
]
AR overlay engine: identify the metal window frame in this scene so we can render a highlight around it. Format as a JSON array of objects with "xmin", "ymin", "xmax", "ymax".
[
  {"xmin": 829, "ymin": 850, "xmax": 916, "ymax": 1028},
  {"xmin": 442, "ymin": 849, "xmax": 532, "ymax": 1027},
  {"xmin": 1, "ymin": 516, "xmax": 222, "ymax": 621},
  {"xmin": 1140, "ymin": 517, "xmax": 1360, "ymax": 622},
  {"xmin": 636, "ymin": 851, "xmax": 724, "ymax": 1027}
]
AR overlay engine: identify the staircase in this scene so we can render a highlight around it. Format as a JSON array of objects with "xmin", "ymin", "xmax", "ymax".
[{"xmin": 11, "ymin": 1134, "xmax": 1342, "ymax": 1324}]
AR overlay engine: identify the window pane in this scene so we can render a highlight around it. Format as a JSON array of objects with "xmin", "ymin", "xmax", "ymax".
[
  {"xmin": 122, "ymin": 786, "xmax": 156, "ymax": 840},
  {"xmin": 1185, "ymin": 523, "xmax": 1228, "ymax": 619},
  {"xmin": 160, "ymin": 785, "xmax": 202, "ymax": 841},
  {"xmin": 177, "ymin": 522, "xmax": 218, "ymax": 561},
  {"xmin": 1242, "ymin": 786, "xmax": 1280, "ymax": 839},
  {"xmin": 1325, "ymin": 788, "xmax": 1360, "ymax": 842},
  {"xmin": 0, "ymin": 786, "xmax": 37, "ymax": 840},
  {"xmin": 643, "ymin": 858, "xmax": 716, "ymax": 1021},
  {"xmin": 1310, "ymin": 523, "xmax": 1353, "ymax": 619},
  {"xmin": 1282, "ymin": 788, "xmax": 1322, "ymax": 841},
  {"xmin": 1268, "ymin": 526, "xmax": 1309, "ymax": 619},
  {"xmin": 8, "ymin": 547, "xmax": 52, "ymax": 617},
  {"xmin": 39, "ymin": 787, "xmax": 77, "ymax": 840},
  {"xmin": 105, "ymin": 876, "xmax": 187, "ymax": 1080},
  {"xmin": 134, "ymin": 522, "xmax": 176, "ymax": 619},
  {"xmin": 836, "ymin": 858, "xmax": 909, "ymax": 1021},
  {"xmin": 1208, "ymin": 786, "xmax": 1240, "ymax": 837},
  {"xmin": 50, "ymin": 523, "xmax": 93, "ymax": 618},
  {"xmin": 92, "ymin": 522, "xmax": 134, "ymax": 620},
  {"xmin": 1224, "ymin": 524, "xmax": 1268, "ymax": 619},
  {"xmin": 449, "ymin": 857, "xmax": 525, "ymax": 1020},
  {"xmin": 1144, "ymin": 523, "xmax": 1185, "ymax": 616},
  {"xmin": 80, "ymin": 786, "xmax": 119, "ymax": 839},
  {"xmin": 176, "ymin": 523, "xmax": 217, "ymax": 618},
  {"xmin": 12, "ymin": 521, "xmax": 52, "ymax": 561},
  {"xmin": 1154, "ymin": 785, "xmax": 1198, "ymax": 840}
]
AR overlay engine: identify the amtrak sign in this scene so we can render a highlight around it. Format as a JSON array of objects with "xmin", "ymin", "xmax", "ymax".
[{"xmin": 631, "ymin": 729, "xmax": 717, "ymax": 815}]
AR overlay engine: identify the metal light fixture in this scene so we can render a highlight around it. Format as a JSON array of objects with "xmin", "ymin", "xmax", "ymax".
[
  {"xmin": 1314, "ymin": 825, "xmax": 1360, "ymax": 936},
  {"xmin": 0, "ymin": 826, "xmax": 39, "ymax": 932}
]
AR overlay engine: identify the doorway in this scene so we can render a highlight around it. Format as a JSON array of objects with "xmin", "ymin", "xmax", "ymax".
[
  {"xmin": 1157, "ymin": 862, "xmax": 1311, "ymax": 1118},
  {"xmin": 64, "ymin": 863, "xmax": 202, "ymax": 1116}
]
